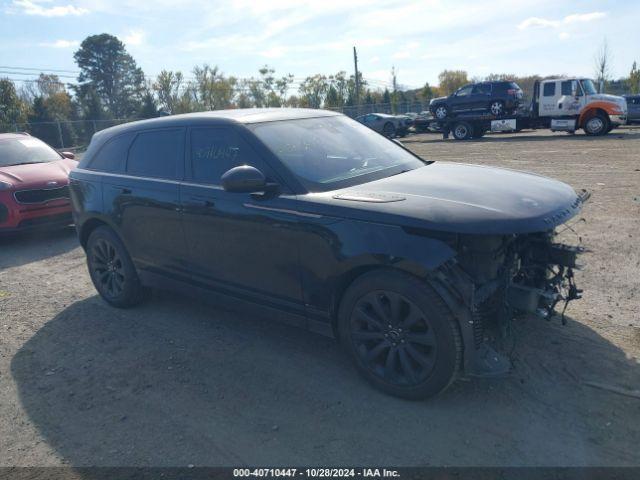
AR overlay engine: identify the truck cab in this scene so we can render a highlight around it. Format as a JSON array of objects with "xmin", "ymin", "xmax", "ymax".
[{"xmin": 535, "ymin": 78, "xmax": 627, "ymax": 135}]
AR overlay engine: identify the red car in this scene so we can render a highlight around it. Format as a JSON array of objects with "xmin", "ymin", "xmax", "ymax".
[{"xmin": 0, "ymin": 133, "xmax": 77, "ymax": 233}]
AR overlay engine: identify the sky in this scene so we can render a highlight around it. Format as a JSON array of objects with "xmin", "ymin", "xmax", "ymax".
[{"xmin": 1, "ymin": 0, "xmax": 639, "ymax": 91}]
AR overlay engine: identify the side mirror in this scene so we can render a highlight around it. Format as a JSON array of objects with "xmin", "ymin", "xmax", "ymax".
[
  {"xmin": 221, "ymin": 165, "xmax": 267, "ymax": 193},
  {"xmin": 61, "ymin": 151, "xmax": 75, "ymax": 160}
]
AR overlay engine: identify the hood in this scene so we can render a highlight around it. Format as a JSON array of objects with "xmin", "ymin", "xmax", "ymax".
[
  {"xmin": 429, "ymin": 96, "xmax": 448, "ymax": 104},
  {"xmin": 0, "ymin": 159, "xmax": 75, "ymax": 189},
  {"xmin": 590, "ymin": 93, "xmax": 627, "ymax": 110},
  {"xmin": 316, "ymin": 162, "xmax": 584, "ymax": 235}
]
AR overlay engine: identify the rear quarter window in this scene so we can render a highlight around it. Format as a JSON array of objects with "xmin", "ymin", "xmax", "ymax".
[
  {"xmin": 127, "ymin": 129, "xmax": 184, "ymax": 179},
  {"xmin": 86, "ymin": 132, "xmax": 135, "ymax": 173}
]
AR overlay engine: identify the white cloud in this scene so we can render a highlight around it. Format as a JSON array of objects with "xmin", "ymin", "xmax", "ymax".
[
  {"xmin": 558, "ymin": 32, "xmax": 570, "ymax": 40},
  {"xmin": 124, "ymin": 29, "xmax": 145, "ymax": 46},
  {"xmin": 518, "ymin": 11, "xmax": 605, "ymax": 29},
  {"xmin": 10, "ymin": 0, "xmax": 88, "ymax": 16},
  {"xmin": 393, "ymin": 51, "xmax": 411, "ymax": 59},
  {"xmin": 39, "ymin": 39, "xmax": 79, "ymax": 48}
]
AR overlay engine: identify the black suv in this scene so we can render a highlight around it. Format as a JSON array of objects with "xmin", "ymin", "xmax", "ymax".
[
  {"xmin": 429, "ymin": 81, "xmax": 523, "ymax": 119},
  {"xmin": 69, "ymin": 109, "xmax": 586, "ymax": 399}
]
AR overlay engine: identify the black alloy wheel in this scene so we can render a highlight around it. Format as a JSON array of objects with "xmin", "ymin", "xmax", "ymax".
[
  {"xmin": 383, "ymin": 122, "xmax": 396, "ymax": 138},
  {"xmin": 86, "ymin": 226, "xmax": 147, "ymax": 308},
  {"xmin": 350, "ymin": 290, "xmax": 437, "ymax": 385},
  {"xmin": 90, "ymin": 238, "xmax": 125, "ymax": 298}
]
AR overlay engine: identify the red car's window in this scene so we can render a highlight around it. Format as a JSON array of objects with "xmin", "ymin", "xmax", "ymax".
[{"xmin": 0, "ymin": 137, "xmax": 61, "ymax": 167}]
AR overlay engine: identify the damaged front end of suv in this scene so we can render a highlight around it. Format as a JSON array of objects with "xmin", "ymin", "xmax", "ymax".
[{"xmin": 427, "ymin": 192, "xmax": 590, "ymax": 377}]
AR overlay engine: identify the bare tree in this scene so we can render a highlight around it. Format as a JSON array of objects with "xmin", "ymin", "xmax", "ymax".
[{"xmin": 594, "ymin": 38, "xmax": 612, "ymax": 93}]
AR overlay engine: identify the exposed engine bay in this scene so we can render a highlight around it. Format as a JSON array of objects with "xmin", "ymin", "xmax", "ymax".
[{"xmin": 428, "ymin": 207, "xmax": 588, "ymax": 377}]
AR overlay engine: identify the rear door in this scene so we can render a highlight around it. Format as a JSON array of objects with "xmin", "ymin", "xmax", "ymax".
[
  {"xmin": 471, "ymin": 83, "xmax": 492, "ymax": 111},
  {"xmin": 539, "ymin": 81, "xmax": 562, "ymax": 117},
  {"xmin": 179, "ymin": 126, "xmax": 304, "ymax": 309},
  {"xmin": 102, "ymin": 128, "xmax": 187, "ymax": 276}
]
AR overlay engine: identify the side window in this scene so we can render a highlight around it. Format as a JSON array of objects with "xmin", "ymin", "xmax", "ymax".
[
  {"xmin": 127, "ymin": 129, "xmax": 184, "ymax": 179},
  {"xmin": 543, "ymin": 82, "xmax": 556, "ymax": 97},
  {"xmin": 456, "ymin": 85, "xmax": 473, "ymax": 97},
  {"xmin": 88, "ymin": 133, "xmax": 135, "ymax": 172},
  {"xmin": 474, "ymin": 84, "xmax": 491, "ymax": 95},
  {"xmin": 190, "ymin": 127, "xmax": 267, "ymax": 185},
  {"xmin": 561, "ymin": 80, "xmax": 573, "ymax": 96}
]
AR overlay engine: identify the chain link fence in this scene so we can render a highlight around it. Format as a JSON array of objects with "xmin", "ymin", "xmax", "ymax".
[{"xmin": 4, "ymin": 102, "xmax": 433, "ymax": 150}]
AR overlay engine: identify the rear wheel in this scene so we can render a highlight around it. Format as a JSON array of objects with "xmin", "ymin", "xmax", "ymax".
[
  {"xmin": 382, "ymin": 122, "xmax": 396, "ymax": 138},
  {"xmin": 433, "ymin": 105, "xmax": 449, "ymax": 120},
  {"xmin": 489, "ymin": 100, "xmax": 504, "ymax": 116},
  {"xmin": 452, "ymin": 121, "xmax": 473, "ymax": 140},
  {"xmin": 583, "ymin": 113, "xmax": 609, "ymax": 136},
  {"xmin": 86, "ymin": 226, "xmax": 147, "ymax": 308},
  {"xmin": 338, "ymin": 270, "xmax": 462, "ymax": 400}
]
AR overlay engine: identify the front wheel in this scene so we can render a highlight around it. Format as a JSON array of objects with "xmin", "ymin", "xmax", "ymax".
[
  {"xmin": 338, "ymin": 270, "xmax": 462, "ymax": 400},
  {"xmin": 583, "ymin": 114, "xmax": 609, "ymax": 136},
  {"xmin": 382, "ymin": 122, "xmax": 396, "ymax": 138},
  {"xmin": 433, "ymin": 105, "xmax": 449, "ymax": 120},
  {"xmin": 86, "ymin": 226, "xmax": 147, "ymax": 308}
]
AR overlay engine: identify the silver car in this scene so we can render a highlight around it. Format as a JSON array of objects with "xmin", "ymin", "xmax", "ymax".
[{"xmin": 356, "ymin": 113, "xmax": 408, "ymax": 137}]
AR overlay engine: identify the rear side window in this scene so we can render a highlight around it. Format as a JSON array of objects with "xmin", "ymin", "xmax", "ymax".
[
  {"xmin": 543, "ymin": 82, "xmax": 556, "ymax": 97},
  {"xmin": 190, "ymin": 127, "xmax": 268, "ymax": 185},
  {"xmin": 88, "ymin": 133, "xmax": 134, "ymax": 172},
  {"xmin": 127, "ymin": 129, "xmax": 184, "ymax": 179},
  {"xmin": 474, "ymin": 83, "xmax": 491, "ymax": 95}
]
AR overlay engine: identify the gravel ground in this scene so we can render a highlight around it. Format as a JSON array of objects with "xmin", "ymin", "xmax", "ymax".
[{"xmin": 1, "ymin": 126, "xmax": 639, "ymax": 467}]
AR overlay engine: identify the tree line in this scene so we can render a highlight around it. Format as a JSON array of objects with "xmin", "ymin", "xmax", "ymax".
[{"xmin": 1, "ymin": 33, "xmax": 639, "ymax": 148}]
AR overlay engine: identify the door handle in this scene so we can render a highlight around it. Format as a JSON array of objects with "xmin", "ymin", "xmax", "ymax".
[
  {"xmin": 113, "ymin": 186, "xmax": 131, "ymax": 194},
  {"xmin": 185, "ymin": 197, "xmax": 214, "ymax": 208}
]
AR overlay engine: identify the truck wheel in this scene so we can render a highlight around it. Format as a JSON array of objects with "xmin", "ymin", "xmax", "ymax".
[
  {"xmin": 383, "ymin": 122, "xmax": 396, "ymax": 138},
  {"xmin": 584, "ymin": 114, "xmax": 609, "ymax": 136},
  {"xmin": 452, "ymin": 121, "xmax": 472, "ymax": 140},
  {"xmin": 489, "ymin": 100, "xmax": 504, "ymax": 116},
  {"xmin": 337, "ymin": 269, "xmax": 462, "ymax": 400},
  {"xmin": 434, "ymin": 105, "xmax": 449, "ymax": 120}
]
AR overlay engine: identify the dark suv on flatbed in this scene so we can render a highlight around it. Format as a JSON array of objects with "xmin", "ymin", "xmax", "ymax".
[
  {"xmin": 430, "ymin": 81, "xmax": 524, "ymax": 119},
  {"xmin": 69, "ymin": 108, "xmax": 587, "ymax": 400}
]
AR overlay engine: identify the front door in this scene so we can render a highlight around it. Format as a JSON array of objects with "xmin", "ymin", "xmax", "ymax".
[
  {"xmin": 449, "ymin": 85, "xmax": 474, "ymax": 113},
  {"xmin": 180, "ymin": 126, "xmax": 304, "ymax": 310}
]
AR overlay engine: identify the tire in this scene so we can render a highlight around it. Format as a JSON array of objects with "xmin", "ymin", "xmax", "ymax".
[
  {"xmin": 452, "ymin": 121, "xmax": 472, "ymax": 140},
  {"xmin": 583, "ymin": 113, "xmax": 609, "ymax": 136},
  {"xmin": 382, "ymin": 122, "xmax": 396, "ymax": 138},
  {"xmin": 433, "ymin": 105, "xmax": 449, "ymax": 120},
  {"xmin": 489, "ymin": 100, "xmax": 504, "ymax": 116},
  {"xmin": 86, "ymin": 226, "xmax": 147, "ymax": 308},
  {"xmin": 338, "ymin": 269, "xmax": 462, "ymax": 400}
]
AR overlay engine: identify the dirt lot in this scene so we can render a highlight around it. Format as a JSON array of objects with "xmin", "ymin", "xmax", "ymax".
[{"xmin": 1, "ymin": 127, "xmax": 639, "ymax": 467}]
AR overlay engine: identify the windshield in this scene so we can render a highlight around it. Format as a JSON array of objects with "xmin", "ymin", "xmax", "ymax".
[
  {"xmin": 249, "ymin": 116, "xmax": 426, "ymax": 192},
  {"xmin": 0, "ymin": 137, "xmax": 61, "ymax": 167},
  {"xmin": 581, "ymin": 79, "xmax": 598, "ymax": 95}
]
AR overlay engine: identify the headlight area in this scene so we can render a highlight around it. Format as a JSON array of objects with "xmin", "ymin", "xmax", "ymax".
[{"xmin": 432, "ymin": 227, "xmax": 586, "ymax": 377}]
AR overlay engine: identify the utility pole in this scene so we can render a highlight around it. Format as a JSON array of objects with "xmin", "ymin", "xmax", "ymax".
[
  {"xmin": 391, "ymin": 66, "xmax": 397, "ymax": 114},
  {"xmin": 353, "ymin": 46, "xmax": 360, "ymax": 107}
]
